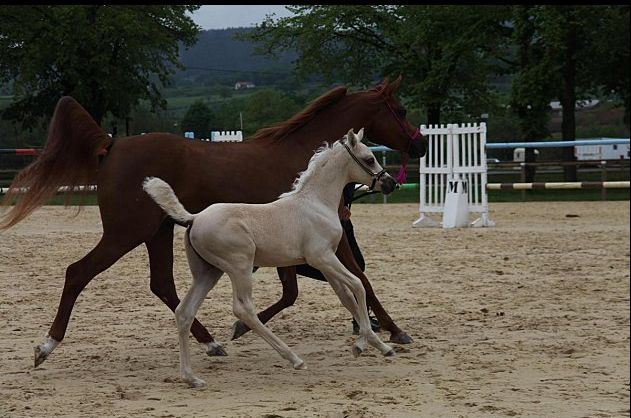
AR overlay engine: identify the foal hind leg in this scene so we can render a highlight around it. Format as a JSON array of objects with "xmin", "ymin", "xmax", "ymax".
[
  {"xmin": 231, "ymin": 266, "xmax": 298, "ymax": 340},
  {"xmin": 175, "ymin": 241, "xmax": 223, "ymax": 388},
  {"xmin": 228, "ymin": 265, "xmax": 305, "ymax": 370},
  {"xmin": 35, "ymin": 233, "xmax": 141, "ymax": 367},
  {"xmin": 146, "ymin": 220, "xmax": 226, "ymax": 356},
  {"xmin": 309, "ymin": 253, "xmax": 394, "ymax": 358}
]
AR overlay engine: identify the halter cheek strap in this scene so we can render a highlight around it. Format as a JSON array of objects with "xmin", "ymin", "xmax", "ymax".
[
  {"xmin": 383, "ymin": 98, "xmax": 422, "ymax": 183},
  {"xmin": 342, "ymin": 142, "xmax": 388, "ymax": 191}
]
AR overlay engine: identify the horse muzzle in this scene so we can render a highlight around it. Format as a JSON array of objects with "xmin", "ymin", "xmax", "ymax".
[{"xmin": 408, "ymin": 135, "xmax": 427, "ymax": 159}]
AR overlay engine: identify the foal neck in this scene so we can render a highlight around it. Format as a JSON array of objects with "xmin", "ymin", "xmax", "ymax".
[{"xmin": 285, "ymin": 145, "xmax": 351, "ymax": 211}]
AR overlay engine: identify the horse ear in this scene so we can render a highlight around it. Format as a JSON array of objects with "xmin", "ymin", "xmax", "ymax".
[
  {"xmin": 374, "ymin": 77, "xmax": 389, "ymax": 92},
  {"xmin": 383, "ymin": 75, "xmax": 402, "ymax": 96}
]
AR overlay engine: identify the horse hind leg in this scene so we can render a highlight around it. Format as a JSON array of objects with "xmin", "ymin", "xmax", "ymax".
[
  {"xmin": 35, "ymin": 233, "xmax": 141, "ymax": 367},
  {"xmin": 147, "ymin": 221, "xmax": 226, "ymax": 356}
]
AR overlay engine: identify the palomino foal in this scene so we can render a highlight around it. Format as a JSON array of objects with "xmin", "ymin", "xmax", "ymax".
[{"xmin": 143, "ymin": 128, "xmax": 397, "ymax": 388}]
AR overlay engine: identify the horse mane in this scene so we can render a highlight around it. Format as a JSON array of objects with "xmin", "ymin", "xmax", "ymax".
[
  {"xmin": 278, "ymin": 141, "xmax": 340, "ymax": 199},
  {"xmin": 249, "ymin": 86, "xmax": 348, "ymax": 142}
]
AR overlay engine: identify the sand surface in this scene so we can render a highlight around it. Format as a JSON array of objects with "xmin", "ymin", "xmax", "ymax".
[{"xmin": 0, "ymin": 202, "xmax": 629, "ymax": 418}]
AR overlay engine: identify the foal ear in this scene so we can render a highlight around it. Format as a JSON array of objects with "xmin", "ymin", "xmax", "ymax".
[
  {"xmin": 357, "ymin": 127, "xmax": 365, "ymax": 141},
  {"xmin": 346, "ymin": 128, "xmax": 357, "ymax": 147}
]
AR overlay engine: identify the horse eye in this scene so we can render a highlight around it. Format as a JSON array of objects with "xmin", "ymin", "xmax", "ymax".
[{"xmin": 365, "ymin": 158, "xmax": 375, "ymax": 165}]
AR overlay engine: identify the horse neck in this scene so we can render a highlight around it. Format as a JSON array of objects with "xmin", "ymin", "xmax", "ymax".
[
  {"xmin": 296, "ymin": 147, "xmax": 351, "ymax": 211},
  {"xmin": 274, "ymin": 95, "xmax": 373, "ymax": 158}
]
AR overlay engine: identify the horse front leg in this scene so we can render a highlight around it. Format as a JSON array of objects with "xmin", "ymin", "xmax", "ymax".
[
  {"xmin": 231, "ymin": 266, "xmax": 298, "ymax": 340},
  {"xmin": 146, "ymin": 220, "xmax": 226, "ymax": 356},
  {"xmin": 336, "ymin": 230, "xmax": 413, "ymax": 344}
]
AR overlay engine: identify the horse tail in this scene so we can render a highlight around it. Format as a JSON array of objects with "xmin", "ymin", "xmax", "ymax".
[
  {"xmin": 0, "ymin": 96, "xmax": 111, "ymax": 230},
  {"xmin": 142, "ymin": 177, "xmax": 194, "ymax": 227}
]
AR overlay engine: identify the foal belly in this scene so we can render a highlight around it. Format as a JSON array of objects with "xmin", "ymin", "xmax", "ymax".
[{"xmin": 253, "ymin": 247, "xmax": 306, "ymax": 268}]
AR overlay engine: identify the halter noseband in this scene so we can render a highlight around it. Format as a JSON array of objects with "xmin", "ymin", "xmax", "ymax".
[{"xmin": 342, "ymin": 142, "xmax": 388, "ymax": 191}]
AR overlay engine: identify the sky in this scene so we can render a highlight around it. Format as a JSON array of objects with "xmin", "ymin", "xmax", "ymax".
[{"xmin": 190, "ymin": 5, "xmax": 293, "ymax": 30}]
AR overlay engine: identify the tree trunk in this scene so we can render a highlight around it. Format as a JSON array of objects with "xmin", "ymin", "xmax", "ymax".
[
  {"xmin": 427, "ymin": 105, "xmax": 441, "ymax": 126},
  {"xmin": 561, "ymin": 13, "xmax": 578, "ymax": 182},
  {"xmin": 525, "ymin": 147, "xmax": 537, "ymax": 182}
]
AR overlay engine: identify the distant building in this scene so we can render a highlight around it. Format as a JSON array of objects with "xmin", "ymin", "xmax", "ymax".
[
  {"xmin": 549, "ymin": 99, "xmax": 600, "ymax": 112},
  {"xmin": 234, "ymin": 81, "xmax": 256, "ymax": 90}
]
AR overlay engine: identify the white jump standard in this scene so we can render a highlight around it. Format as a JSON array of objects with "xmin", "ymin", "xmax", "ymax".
[{"xmin": 143, "ymin": 128, "xmax": 397, "ymax": 388}]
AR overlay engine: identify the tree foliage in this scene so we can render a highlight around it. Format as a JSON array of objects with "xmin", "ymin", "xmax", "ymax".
[
  {"xmin": 0, "ymin": 5, "xmax": 200, "ymax": 127},
  {"xmin": 180, "ymin": 99, "xmax": 214, "ymax": 138},
  {"xmin": 241, "ymin": 5, "xmax": 513, "ymax": 124},
  {"xmin": 509, "ymin": 5, "xmax": 629, "ymax": 180}
]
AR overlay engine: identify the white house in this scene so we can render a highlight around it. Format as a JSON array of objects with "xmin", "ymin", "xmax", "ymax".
[{"xmin": 234, "ymin": 81, "xmax": 256, "ymax": 90}]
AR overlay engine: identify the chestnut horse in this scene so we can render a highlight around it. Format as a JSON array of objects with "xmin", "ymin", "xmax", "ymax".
[{"xmin": 0, "ymin": 77, "xmax": 426, "ymax": 367}]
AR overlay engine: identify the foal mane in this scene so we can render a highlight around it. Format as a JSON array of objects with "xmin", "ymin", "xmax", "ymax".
[
  {"xmin": 278, "ymin": 141, "xmax": 340, "ymax": 199},
  {"xmin": 249, "ymin": 86, "xmax": 348, "ymax": 142}
]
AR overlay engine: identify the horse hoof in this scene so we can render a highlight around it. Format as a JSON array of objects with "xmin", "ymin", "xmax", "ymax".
[
  {"xmin": 231, "ymin": 320, "xmax": 248, "ymax": 340},
  {"xmin": 206, "ymin": 342, "xmax": 228, "ymax": 357},
  {"xmin": 186, "ymin": 377, "xmax": 207, "ymax": 389},
  {"xmin": 389, "ymin": 331, "xmax": 413, "ymax": 344},
  {"xmin": 34, "ymin": 345, "xmax": 48, "ymax": 367},
  {"xmin": 384, "ymin": 349, "xmax": 396, "ymax": 357},
  {"xmin": 352, "ymin": 345, "xmax": 363, "ymax": 358},
  {"xmin": 293, "ymin": 360, "xmax": 307, "ymax": 370}
]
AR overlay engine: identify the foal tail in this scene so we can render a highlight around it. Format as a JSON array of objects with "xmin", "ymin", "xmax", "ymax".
[
  {"xmin": 143, "ymin": 177, "xmax": 194, "ymax": 227},
  {"xmin": 0, "ymin": 96, "xmax": 111, "ymax": 230}
]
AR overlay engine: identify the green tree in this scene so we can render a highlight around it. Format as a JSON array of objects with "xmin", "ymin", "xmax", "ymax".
[
  {"xmin": 213, "ymin": 89, "xmax": 303, "ymax": 137},
  {"xmin": 509, "ymin": 6, "xmax": 557, "ymax": 182},
  {"xmin": 589, "ymin": 6, "xmax": 630, "ymax": 126},
  {"xmin": 241, "ymin": 89, "xmax": 302, "ymax": 136},
  {"xmin": 509, "ymin": 6, "xmax": 628, "ymax": 181},
  {"xmin": 241, "ymin": 5, "xmax": 512, "ymax": 125},
  {"xmin": 180, "ymin": 100, "xmax": 214, "ymax": 138},
  {"xmin": 0, "ymin": 5, "xmax": 200, "ymax": 128}
]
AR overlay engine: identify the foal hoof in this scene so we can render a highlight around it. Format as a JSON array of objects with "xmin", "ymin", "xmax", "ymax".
[
  {"xmin": 231, "ymin": 320, "xmax": 249, "ymax": 340},
  {"xmin": 384, "ymin": 349, "xmax": 396, "ymax": 357},
  {"xmin": 205, "ymin": 342, "xmax": 228, "ymax": 357},
  {"xmin": 352, "ymin": 345, "xmax": 363, "ymax": 358},
  {"xmin": 185, "ymin": 377, "xmax": 207, "ymax": 389},
  {"xmin": 293, "ymin": 360, "xmax": 307, "ymax": 370},
  {"xmin": 389, "ymin": 331, "xmax": 413, "ymax": 345},
  {"xmin": 33, "ymin": 345, "xmax": 49, "ymax": 368}
]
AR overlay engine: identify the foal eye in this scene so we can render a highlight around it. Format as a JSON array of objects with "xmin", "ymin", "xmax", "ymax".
[{"xmin": 365, "ymin": 158, "xmax": 375, "ymax": 165}]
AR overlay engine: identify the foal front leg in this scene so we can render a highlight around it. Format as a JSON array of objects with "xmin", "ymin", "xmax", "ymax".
[
  {"xmin": 336, "ymin": 230, "xmax": 413, "ymax": 344},
  {"xmin": 228, "ymin": 266, "xmax": 306, "ymax": 370},
  {"xmin": 310, "ymin": 253, "xmax": 394, "ymax": 358},
  {"xmin": 231, "ymin": 266, "xmax": 299, "ymax": 340}
]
